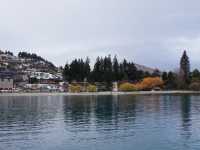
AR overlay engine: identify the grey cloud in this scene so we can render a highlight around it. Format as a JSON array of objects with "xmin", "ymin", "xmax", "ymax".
[{"xmin": 0, "ymin": 0, "xmax": 200, "ymax": 70}]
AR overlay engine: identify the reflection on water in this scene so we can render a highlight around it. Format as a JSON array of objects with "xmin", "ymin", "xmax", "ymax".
[
  {"xmin": 0, "ymin": 95, "xmax": 200, "ymax": 150},
  {"xmin": 181, "ymin": 95, "xmax": 191, "ymax": 140}
]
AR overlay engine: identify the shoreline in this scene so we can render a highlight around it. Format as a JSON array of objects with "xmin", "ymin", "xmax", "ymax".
[{"xmin": 0, "ymin": 91, "xmax": 200, "ymax": 97}]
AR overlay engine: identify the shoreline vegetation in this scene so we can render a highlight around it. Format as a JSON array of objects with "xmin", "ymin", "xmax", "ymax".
[
  {"xmin": 0, "ymin": 49, "xmax": 199, "ymax": 93},
  {"xmin": 61, "ymin": 50, "xmax": 198, "ymax": 92},
  {"xmin": 1, "ymin": 91, "xmax": 200, "ymax": 97}
]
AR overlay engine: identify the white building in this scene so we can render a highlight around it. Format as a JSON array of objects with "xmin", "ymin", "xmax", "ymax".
[{"xmin": 30, "ymin": 71, "xmax": 61, "ymax": 80}]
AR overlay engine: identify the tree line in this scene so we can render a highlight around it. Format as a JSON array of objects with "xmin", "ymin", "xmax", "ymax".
[
  {"xmin": 63, "ymin": 51, "xmax": 200, "ymax": 91},
  {"xmin": 63, "ymin": 55, "xmax": 160, "ymax": 84}
]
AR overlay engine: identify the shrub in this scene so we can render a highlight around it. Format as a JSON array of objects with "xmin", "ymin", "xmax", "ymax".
[
  {"xmin": 119, "ymin": 83, "xmax": 137, "ymax": 92},
  {"xmin": 139, "ymin": 77, "xmax": 164, "ymax": 90},
  {"xmin": 134, "ymin": 83, "xmax": 143, "ymax": 91},
  {"xmin": 87, "ymin": 85, "xmax": 97, "ymax": 92},
  {"xmin": 69, "ymin": 85, "xmax": 81, "ymax": 93},
  {"xmin": 189, "ymin": 82, "xmax": 200, "ymax": 91}
]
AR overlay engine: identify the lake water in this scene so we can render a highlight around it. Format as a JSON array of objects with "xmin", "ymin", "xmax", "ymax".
[{"xmin": 0, "ymin": 94, "xmax": 200, "ymax": 150}]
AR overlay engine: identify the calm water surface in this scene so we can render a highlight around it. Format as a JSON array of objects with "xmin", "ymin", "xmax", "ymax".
[{"xmin": 0, "ymin": 94, "xmax": 200, "ymax": 150}]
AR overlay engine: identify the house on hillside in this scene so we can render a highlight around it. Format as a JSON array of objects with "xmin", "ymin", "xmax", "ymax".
[{"xmin": 29, "ymin": 71, "xmax": 62, "ymax": 84}]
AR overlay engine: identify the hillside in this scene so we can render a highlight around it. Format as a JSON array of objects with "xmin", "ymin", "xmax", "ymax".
[
  {"xmin": 18, "ymin": 52, "xmax": 57, "ymax": 73},
  {"xmin": 0, "ymin": 50, "xmax": 158, "ymax": 81},
  {"xmin": 135, "ymin": 63, "xmax": 156, "ymax": 74},
  {"xmin": 0, "ymin": 50, "xmax": 58, "ymax": 73}
]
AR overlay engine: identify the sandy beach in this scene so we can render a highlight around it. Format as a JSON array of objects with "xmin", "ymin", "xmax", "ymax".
[{"xmin": 0, "ymin": 91, "xmax": 200, "ymax": 97}]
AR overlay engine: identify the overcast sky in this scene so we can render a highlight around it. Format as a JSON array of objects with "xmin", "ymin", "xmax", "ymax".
[{"xmin": 0, "ymin": 0, "xmax": 200, "ymax": 70}]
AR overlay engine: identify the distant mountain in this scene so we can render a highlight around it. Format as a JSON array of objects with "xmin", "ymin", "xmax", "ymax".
[{"xmin": 135, "ymin": 63, "xmax": 156, "ymax": 74}]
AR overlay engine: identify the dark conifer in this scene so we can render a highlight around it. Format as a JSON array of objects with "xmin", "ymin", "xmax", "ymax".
[
  {"xmin": 63, "ymin": 63, "xmax": 70, "ymax": 81},
  {"xmin": 112, "ymin": 55, "xmax": 120, "ymax": 81},
  {"xmin": 180, "ymin": 50, "xmax": 190, "ymax": 85}
]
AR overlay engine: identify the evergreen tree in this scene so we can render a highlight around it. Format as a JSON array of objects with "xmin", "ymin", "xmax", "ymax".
[
  {"xmin": 121, "ymin": 59, "xmax": 129, "ymax": 80},
  {"xmin": 119, "ymin": 63, "xmax": 126, "ymax": 80},
  {"xmin": 99, "ymin": 57, "xmax": 105, "ymax": 82},
  {"xmin": 126, "ymin": 62, "xmax": 137, "ymax": 81},
  {"xmin": 69, "ymin": 59, "xmax": 79, "ymax": 81},
  {"xmin": 5, "ymin": 51, "xmax": 13, "ymax": 56},
  {"xmin": 191, "ymin": 69, "xmax": 200, "ymax": 82},
  {"xmin": 161, "ymin": 71, "xmax": 178, "ymax": 89},
  {"xmin": 167, "ymin": 71, "xmax": 177, "ymax": 89},
  {"xmin": 63, "ymin": 55, "xmax": 152, "ymax": 85},
  {"xmin": 135, "ymin": 70, "xmax": 145, "ymax": 81},
  {"xmin": 180, "ymin": 50, "xmax": 190, "ymax": 85},
  {"xmin": 112, "ymin": 55, "xmax": 120, "ymax": 81},
  {"xmin": 92, "ymin": 56, "xmax": 102, "ymax": 82},
  {"xmin": 67, "ymin": 58, "xmax": 91, "ymax": 82},
  {"xmin": 162, "ymin": 72, "xmax": 168, "ymax": 81},
  {"xmin": 79, "ymin": 58, "xmax": 85, "ymax": 81},
  {"xmin": 103, "ymin": 55, "xmax": 113, "ymax": 84},
  {"xmin": 83, "ymin": 57, "xmax": 91, "ymax": 81},
  {"xmin": 118, "ymin": 59, "xmax": 138, "ymax": 81},
  {"xmin": 63, "ymin": 63, "xmax": 70, "ymax": 81}
]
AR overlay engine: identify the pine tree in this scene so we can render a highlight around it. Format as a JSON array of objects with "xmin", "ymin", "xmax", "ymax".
[
  {"xmin": 180, "ymin": 50, "xmax": 190, "ymax": 85},
  {"xmin": 122, "ymin": 59, "xmax": 129, "ymax": 80},
  {"xmin": 126, "ymin": 62, "xmax": 137, "ymax": 81},
  {"xmin": 69, "ymin": 59, "xmax": 79, "ymax": 81},
  {"xmin": 84, "ymin": 57, "xmax": 91, "ymax": 81},
  {"xmin": 162, "ymin": 72, "xmax": 168, "ymax": 81},
  {"xmin": 167, "ymin": 71, "xmax": 177, "ymax": 89},
  {"xmin": 191, "ymin": 69, "xmax": 200, "ymax": 82},
  {"xmin": 63, "ymin": 63, "xmax": 70, "ymax": 81},
  {"xmin": 103, "ymin": 55, "xmax": 112, "ymax": 84},
  {"xmin": 112, "ymin": 55, "xmax": 120, "ymax": 81},
  {"xmin": 135, "ymin": 70, "xmax": 145, "ymax": 81},
  {"xmin": 92, "ymin": 57, "xmax": 101, "ymax": 82}
]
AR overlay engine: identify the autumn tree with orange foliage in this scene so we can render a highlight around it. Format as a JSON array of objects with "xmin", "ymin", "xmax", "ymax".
[{"xmin": 135, "ymin": 77, "xmax": 164, "ymax": 90}]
